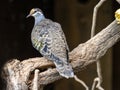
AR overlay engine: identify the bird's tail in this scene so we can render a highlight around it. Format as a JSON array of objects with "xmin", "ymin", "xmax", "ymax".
[{"xmin": 53, "ymin": 59, "xmax": 74, "ymax": 79}]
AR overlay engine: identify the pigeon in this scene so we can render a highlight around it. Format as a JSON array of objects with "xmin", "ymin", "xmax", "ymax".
[{"xmin": 27, "ymin": 8, "xmax": 74, "ymax": 78}]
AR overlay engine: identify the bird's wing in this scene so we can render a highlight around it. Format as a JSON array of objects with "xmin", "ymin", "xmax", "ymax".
[
  {"xmin": 32, "ymin": 19, "xmax": 69, "ymax": 62},
  {"xmin": 46, "ymin": 20, "xmax": 69, "ymax": 61},
  {"xmin": 44, "ymin": 20, "xmax": 74, "ymax": 78},
  {"xmin": 52, "ymin": 22, "xmax": 69, "ymax": 51}
]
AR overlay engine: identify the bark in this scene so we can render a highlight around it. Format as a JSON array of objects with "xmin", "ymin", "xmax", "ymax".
[{"xmin": 2, "ymin": 20, "xmax": 120, "ymax": 90}]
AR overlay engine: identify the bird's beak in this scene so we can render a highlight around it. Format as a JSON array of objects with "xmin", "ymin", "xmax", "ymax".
[{"xmin": 26, "ymin": 14, "xmax": 31, "ymax": 18}]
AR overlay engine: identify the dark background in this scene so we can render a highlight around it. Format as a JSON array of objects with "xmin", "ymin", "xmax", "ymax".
[{"xmin": 0, "ymin": 0, "xmax": 119, "ymax": 90}]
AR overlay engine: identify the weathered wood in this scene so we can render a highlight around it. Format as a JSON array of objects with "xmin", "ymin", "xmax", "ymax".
[{"xmin": 2, "ymin": 20, "xmax": 120, "ymax": 90}]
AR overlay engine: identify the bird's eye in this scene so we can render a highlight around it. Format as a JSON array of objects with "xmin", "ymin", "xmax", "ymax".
[{"xmin": 34, "ymin": 10, "xmax": 37, "ymax": 13}]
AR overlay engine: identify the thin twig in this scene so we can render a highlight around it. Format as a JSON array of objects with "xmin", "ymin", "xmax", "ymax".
[
  {"xmin": 91, "ymin": 0, "xmax": 106, "ymax": 37},
  {"xmin": 92, "ymin": 77, "xmax": 104, "ymax": 90},
  {"xmin": 116, "ymin": 0, "xmax": 120, "ymax": 4},
  {"xmin": 32, "ymin": 69, "xmax": 39, "ymax": 90},
  {"xmin": 91, "ymin": 0, "xmax": 106, "ymax": 90},
  {"xmin": 74, "ymin": 75, "xmax": 89, "ymax": 90},
  {"xmin": 91, "ymin": 78, "xmax": 96, "ymax": 90}
]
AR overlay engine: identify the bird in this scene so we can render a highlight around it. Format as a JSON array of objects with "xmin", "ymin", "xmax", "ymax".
[{"xmin": 27, "ymin": 8, "xmax": 74, "ymax": 78}]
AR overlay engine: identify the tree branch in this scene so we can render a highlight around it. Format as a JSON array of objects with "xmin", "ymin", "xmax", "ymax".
[
  {"xmin": 2, "ymin": 20, "xmax": 120, "ymax": 90},
  {"xmin": 91, "ymin": 0, "xmax": 106, "ymax": 90}
]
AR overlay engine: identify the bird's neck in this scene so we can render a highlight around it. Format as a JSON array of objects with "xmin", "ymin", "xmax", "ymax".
[{"xmin": 34, "ymin": 14, "xmax": 45, "ymax": 25}]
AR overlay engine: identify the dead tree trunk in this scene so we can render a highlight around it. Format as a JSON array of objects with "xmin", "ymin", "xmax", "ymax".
[{"xmin": 2, "ymin": 20, "xmax": 120, "ymax": 90}]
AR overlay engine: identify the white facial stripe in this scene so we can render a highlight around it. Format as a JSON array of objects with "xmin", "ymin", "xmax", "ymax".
[
  {"xmin": 32, "ymin": 11, "xmax": 43, "ymax": 17},
  {"xmin": 38, "ymin": 11, "xmax": 43, "ymax": 15}
]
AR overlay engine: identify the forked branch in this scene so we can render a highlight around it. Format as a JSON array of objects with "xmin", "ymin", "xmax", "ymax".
[{"xmin": 2, "ymin": 20, "xmax": 120, "ymax": 90}]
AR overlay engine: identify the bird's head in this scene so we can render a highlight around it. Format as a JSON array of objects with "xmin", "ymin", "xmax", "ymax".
[
  {"xmin": 27, "ymin": 8, "xmax": 44, "ymax": 18},
  {"xmin": 27, "ymin": 8, "xmax": 45, "ymax": 25}
]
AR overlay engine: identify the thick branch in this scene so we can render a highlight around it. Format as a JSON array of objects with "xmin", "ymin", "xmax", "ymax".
[{"xmin": 2, "ymin": 20, "xmax": 120, "ymax": 90}]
